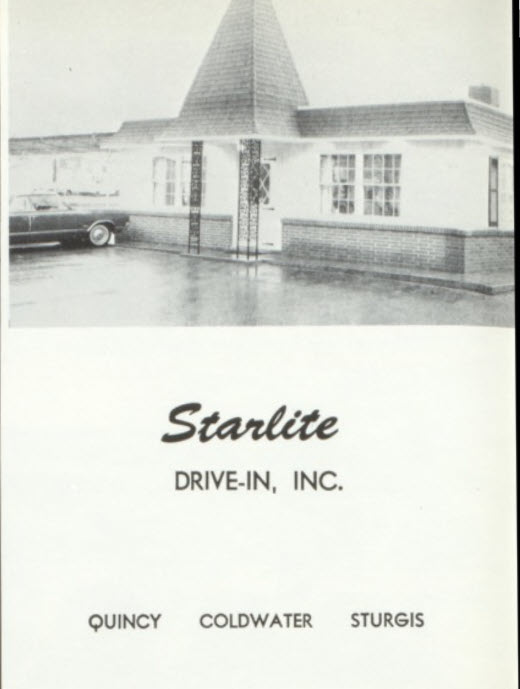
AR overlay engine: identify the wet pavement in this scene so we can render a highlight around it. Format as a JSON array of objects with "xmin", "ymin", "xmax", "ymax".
[{"xmin": 9, "ymin": 245, "xmax": 514, "ymax": 327}]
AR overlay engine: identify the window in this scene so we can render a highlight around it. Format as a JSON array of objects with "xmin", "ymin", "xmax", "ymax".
[
  {"xmin": 499, "ymin": 161, "xmax": 514, "ymax": 228},
  {"xmin": 29, "ymin": 194, "xmax": 68, "ymax": 211},
  {"xmin": 259, "ymin": 163, "xmax": 271, "ymax": 206},
  {"xmin": 364, "ymin": 154, "xmax": 401, "ymax": 217},
  {"xmin": 153, "ymin": 157, "xmax": 176, "ymax": 206},
  {"xmin": 153, "ymin": 155, "xmax": 207, "ymax": 208},
  {"xmin": 181, "ymin": 159, "xmax": 191, "ymax": 207},
  {"xmin": 150, "ymin": 155, "xmax": 202, "ymax": 209},
  {"xmin": 320, "ymin": 155, "xmax": 356, "ymax": 215},
  {"xmin": 489, "ymin": 158, "xmax": 499, "ymax": 227}
]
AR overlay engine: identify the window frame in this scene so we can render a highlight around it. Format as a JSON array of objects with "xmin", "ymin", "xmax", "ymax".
[
  {"xmin": 153, "ymin": 156, "xmax": 177, "ymax": 207},
  {"xmin": 153, "ymin": 154, "xmax": 206, "ymax": 209},
  {"xmin": 488, "ymin": 157, "xmax": 499, "ymax": 228},
  {"xmin": 320, "ymin": 154, "xmax": 357, "ymax": 216},
  {"xmin": 363, "ymin": 154, "xmax": 402, "ymax": 218}
]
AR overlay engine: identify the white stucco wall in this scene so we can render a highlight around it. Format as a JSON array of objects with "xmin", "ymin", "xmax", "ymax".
[
  {"xmin": 111, "ymin": 147, "xmax": 165, "ymax": 209},
  {"xmin": 109, "ymin": 142, "xmax": 238, "ymax": 218},
  {"xmin": 278, "ymin": 138, "xmax": 514, "ymax": 231},
  {"xmin": 10, "ymin": 136, "xmax": 513, "ymax": 238},
  {"xmin": 203, "ymin": 143, "xmax": 239, "ymax": 216}
]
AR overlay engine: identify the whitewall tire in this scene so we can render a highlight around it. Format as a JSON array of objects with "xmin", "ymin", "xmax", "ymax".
[{"xmin": 88, "ymin": 224, "xmax": 111, "ymax": 247}]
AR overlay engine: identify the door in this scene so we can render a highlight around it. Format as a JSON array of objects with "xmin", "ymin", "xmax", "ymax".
[{"xmin": 258, "ymin": 160, "xmax": 281, "ymax": 251}]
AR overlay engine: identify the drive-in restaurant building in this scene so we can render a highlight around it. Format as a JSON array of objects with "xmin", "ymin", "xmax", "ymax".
[{"xmin": 9, "ymin": 0, "xmax": 514, "ymax": 273}]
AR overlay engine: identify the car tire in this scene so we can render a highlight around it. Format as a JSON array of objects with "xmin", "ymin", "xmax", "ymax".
[{"xmin": 88, "ymin": 224, "xmax": 111, "ymax": 247}]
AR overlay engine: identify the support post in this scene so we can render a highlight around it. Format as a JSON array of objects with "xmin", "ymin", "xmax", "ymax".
[
  {"xmin": 188, "ymin": 141, "xmax": 203, "ymax": 254},
  {"xmin": 236, "ymin": 139, "xmax": 261, "ymax": 260}
]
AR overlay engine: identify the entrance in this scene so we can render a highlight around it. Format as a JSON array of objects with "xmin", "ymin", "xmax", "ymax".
[{"xmin": 258, "ymin": 160, "xmax": 281, "ymax": 251}]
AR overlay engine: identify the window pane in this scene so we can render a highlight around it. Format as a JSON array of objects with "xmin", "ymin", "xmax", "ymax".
[
  {"xmin": 489, "ymin": 192, "xmax": 498, "ymax": 223},
  {"xmin": 489, "ymin": 160, "xmax": 498, "ymax": 190},
  {"xmin": 363, "ymin": 153, "xmax": 402, "ymax": 218},
  {"xmin": 321, "ymin": 155, "xmax": 356, "ymax": 214}
]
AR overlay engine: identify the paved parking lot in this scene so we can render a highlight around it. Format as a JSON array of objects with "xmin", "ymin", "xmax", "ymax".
[{"xmin": 9, "ymin": 245, "xmax": 514, "ymax": 327}]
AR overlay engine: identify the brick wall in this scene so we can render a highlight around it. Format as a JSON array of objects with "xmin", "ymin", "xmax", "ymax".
[
  {"xmin": 121, "ymin": 212, "xmax": 233, "ymax": 251},
  {"xmin": 282, "ymin": 219, "xmax": 514, "ymax": 274},
  {"xmin": 464, "ymin": 235, "xmax": 514, "ymax": 272}
]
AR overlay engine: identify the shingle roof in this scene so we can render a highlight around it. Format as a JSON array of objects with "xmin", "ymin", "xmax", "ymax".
[
  {"xmin": 297, "ymin": 101, "xmax": 513, "ymax": 142},
  {"xmin": 465, "ymin": 102, "xmax": 513, "ymax": 142},
  {"xmin": 162, "ymin": 0, "xmax": 308, "ymax": 139},
  {"xmin": 9, "ymin": 133, "xmax": 113, "ymax": 155},
  {"xmin": 107, "ymin": 118, "xmax": 177, "ymax": 145}
]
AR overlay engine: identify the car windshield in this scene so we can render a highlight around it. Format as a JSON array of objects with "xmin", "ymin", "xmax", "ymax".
[{"xmin": 29, "ymin": 195, "xmax": 69, "ymax": 211}]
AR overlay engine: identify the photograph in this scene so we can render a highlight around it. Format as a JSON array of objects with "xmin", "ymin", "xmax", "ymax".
[
  {"xmin": 1, "ymin": 3, "xmax": 516, "ymax": 689},
  {"xmin": 7, "ymin": 0, "xmax": 514, "ymax": 327}
]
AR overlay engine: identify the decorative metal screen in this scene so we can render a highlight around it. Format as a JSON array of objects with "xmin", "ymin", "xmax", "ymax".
[
  {"xmin": 258, "ymin": 163, "xmax": 271, "ymax": 206},
  {"xmin": 237, "ymin": 139, "xmax": 262, "ymax": 259},
  {"xmin": 188, "ymin": 141, "xmax": 204, "ymax": 254}
]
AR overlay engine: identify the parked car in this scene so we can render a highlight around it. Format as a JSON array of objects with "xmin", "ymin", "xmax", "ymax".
[{"xmin": 9, "ymin": 193, "xmax": 129, "ymax": 247}]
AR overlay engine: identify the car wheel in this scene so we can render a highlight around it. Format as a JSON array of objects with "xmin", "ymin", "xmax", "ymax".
[{"xmin": 88, "ymin": 224, "xmax": 111, "ymax": 247}]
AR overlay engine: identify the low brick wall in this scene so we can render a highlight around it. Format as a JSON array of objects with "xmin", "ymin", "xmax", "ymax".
[
  {"xmin": 121, "ymin": 212, "xmax": 233, "ymax": 251},
  {"xmin": 282, "ymin": 219, "xmax": 514, "ymax": 274},
  {"xmin": 464, "ymin": 235, "xmax": 514, "ymax": 273}
]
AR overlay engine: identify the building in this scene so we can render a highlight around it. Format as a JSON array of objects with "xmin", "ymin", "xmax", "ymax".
[{"xmin": 10, "ymin": 0, "xmax": 514, "ymax": 274}]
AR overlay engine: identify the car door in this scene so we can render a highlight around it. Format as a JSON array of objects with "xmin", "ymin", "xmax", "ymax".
[
  {"xmin": 9, "ymin": 196, "xmax": 31, "ymax": 244},
  {"xmin": 29, "ymin": 197, "xmax": 87, "ymax": 241}
]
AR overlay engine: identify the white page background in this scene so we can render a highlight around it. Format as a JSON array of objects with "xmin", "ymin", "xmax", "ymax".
[{"xmin": 1, "ymin": 326, "xmax": 516, "ymax": 689}]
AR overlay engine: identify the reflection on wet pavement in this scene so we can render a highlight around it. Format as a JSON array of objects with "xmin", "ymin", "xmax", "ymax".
[{"xmin": 9, "ymin": 246, "xmax": 514, "ymax": 327}]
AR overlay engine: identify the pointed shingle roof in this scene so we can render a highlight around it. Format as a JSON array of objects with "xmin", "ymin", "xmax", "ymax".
[{"xmin": 163, "ymin": 0, "xmax": 308, "ymax": 139}]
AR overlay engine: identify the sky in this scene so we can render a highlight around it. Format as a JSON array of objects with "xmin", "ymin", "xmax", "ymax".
[{"xmin": 7, "ymin": 0, "xmax": 514, "ymax": 138}]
